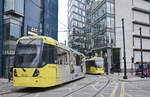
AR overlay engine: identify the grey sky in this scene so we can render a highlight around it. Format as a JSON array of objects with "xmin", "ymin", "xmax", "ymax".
[{"xmin": 58, "ymin": 0, "xmax": 68, "ymax": 44}]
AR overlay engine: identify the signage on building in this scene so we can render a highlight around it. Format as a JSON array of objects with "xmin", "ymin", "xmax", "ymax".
[
  {"xmin": 3, "ymin": 50, "xmax": 15, "ymax": 55},
  {"xmin": 27, "ymin": 26, "xmax": 38, "ymax": 36}
]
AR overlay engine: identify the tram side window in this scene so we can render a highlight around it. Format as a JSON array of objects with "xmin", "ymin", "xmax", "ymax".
[
  {"xmin": 76, "ymin": 55, "xmax": 81, "ymax": 66},
  {"xmin": 58, "ymin": 47, "xmax": 68, "ymax": 65},
  {"xmin": 88, "ymin": 61, "xmax": 96, "ymax": 67},
  {"xmin": 41, "ymin": 44, "xmax": 56, "ymax": 67}
]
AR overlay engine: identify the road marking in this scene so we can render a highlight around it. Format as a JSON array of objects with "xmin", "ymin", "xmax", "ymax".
[
  {"xmin": 0, "ymin": 95, "xmax": 2, "ymax": 97},
  {"xmin": 91, "ymin": 85, "xmax": 98, "ymax": 91},
  {"xmin": 99, "ymin": 94, "xmax": 104, "ymax": 97},
  {"xmin": 68, "ymin": 87, "xmax": 72, "ymax": 92},
  {"xmin": 120, "ymin": 83, "xmax": 125, "ymax": 97},
  {"xmin": 91, "ymin": 84, "xmax": 104, "ymax": 97},
  {"xmin": 34, "ymin": 93, "xmax": 41, "ymax": 97},
  {"xmin": 109, "ymin": 83, "xmax": 119, "ymax": 97},
  {"xmin": 95, "ymin": 82, "xmax": 99, "ymax": 86},
  {"xmin": 126, "ymin": 93, "xmax": 133, "ymax": 97}
]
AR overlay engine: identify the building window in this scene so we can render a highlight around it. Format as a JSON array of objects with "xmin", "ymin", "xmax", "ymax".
[
  {"xmin": 10, "ymin": 23, "xmax": 21, "ymax": 40},
  {"xmin": 106, "ymin": 2, "xmax": 114, "ymax": 14},
  {"xmin": 4, "ymin": 23, "xmax": 21, "ymax": 41},
  {"xmin": 107, "ymin": 17, "xmax": 114, "ymax": 28}
]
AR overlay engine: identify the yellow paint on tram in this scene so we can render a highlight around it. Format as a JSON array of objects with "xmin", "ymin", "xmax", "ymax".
[
  {"xmin": 86, "ymin": 57, "xmax": 105, "ymax": 74},
  {"xmin": 13, "ymin": 36, "xmax": 85, "ymax": 87}
]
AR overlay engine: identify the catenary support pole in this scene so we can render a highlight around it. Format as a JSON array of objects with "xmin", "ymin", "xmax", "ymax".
[
  {"xmin": 139, "ymin": 27, "xmax": 144, "ymax": 78},
  {"xmin": 122, "ymin": 18, "xmax": 127, "ymax": 79}
]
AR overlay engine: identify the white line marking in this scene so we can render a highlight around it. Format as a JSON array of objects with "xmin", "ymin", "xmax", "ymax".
[
  {"xmin": 126, "ymin": 93, "xmax": 133, "ymax": 97},
  {"xmin": 99, "ymin": 93, "xmax": 104, "ymax": 97}
]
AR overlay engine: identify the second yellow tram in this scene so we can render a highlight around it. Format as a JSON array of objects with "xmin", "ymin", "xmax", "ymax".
[{"xmin": 86, "ymin": 57, "xmax": 105, "ymax": 74}]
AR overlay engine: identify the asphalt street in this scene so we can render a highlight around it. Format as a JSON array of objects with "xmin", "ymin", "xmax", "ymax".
[{"xmin": 0, "ymin": 74, "xmax": 150, "ymax": 97}]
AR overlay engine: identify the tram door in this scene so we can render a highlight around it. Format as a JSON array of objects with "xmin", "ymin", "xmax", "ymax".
[{"xmin": 69, "ymin": 52, "xmax": 75, "ymax": 73}]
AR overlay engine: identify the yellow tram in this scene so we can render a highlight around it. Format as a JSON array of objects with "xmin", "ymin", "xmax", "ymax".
[
  {"xmin": 13, "ymin": 36, "xmax": 85, "ymax": 87},
  {"xmin": 86, "ymin": 57, "xmax": 105, "ymax": 74}
]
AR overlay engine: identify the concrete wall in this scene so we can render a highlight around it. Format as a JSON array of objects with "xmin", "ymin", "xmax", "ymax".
[
  {"xmin": 115, "ymin": 0, "xmax": 150, "ymax": 70},
  {"xmin": 115, "ymin": 0, "xmax": 133, "ymax": 69},
  {"xmin": 133, "ymin": 24, "xmax": 150, "ymax": 36}
]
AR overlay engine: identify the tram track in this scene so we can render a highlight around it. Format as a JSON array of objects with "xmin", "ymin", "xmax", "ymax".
[
  {"xmin": 0, "ymin": 87, "xmax": 40, "ymax": 97},
  {"xmin": 92, "ymin": 76, "xmax": 110, "ymax": 97},
  {"xmin": 0, "ymin": 75, "xmax": 110, "ymax": 97},
  {"xmin": 62, "ymin": 75, "xmax": 110, "ymax": 97}
]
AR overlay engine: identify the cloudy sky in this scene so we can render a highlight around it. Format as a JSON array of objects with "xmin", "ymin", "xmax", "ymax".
[{"xmin": 58, "ymin": 0, "xmax": 68, "ymax": 44}]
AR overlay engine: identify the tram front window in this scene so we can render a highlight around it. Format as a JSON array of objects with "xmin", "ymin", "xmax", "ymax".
[
  {"xmin": 95, "ymin": 60, "xmax": 104, "ymax": 68},
  {"xmin": 14, "ymin": 39, "xmax": 42, "ymax": 68}
]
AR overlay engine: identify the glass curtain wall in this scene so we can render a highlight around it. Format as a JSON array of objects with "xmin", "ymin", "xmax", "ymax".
[
  {"xmin": 24, "ymin": 0, "xmax": 41, "ymax": 36},
  {"xmin": 68, "ymin": 0, "xmax": 86, "ymax": 54},
  {"xmin": 3, "ymin": 0, "xmax": 24, "ymax": 77},
  {"xmin": 106, "ymin": 1, "xmax": 115, "ymax": 46},
  {"xmin": 4, "ymin": 0, "xmax": 24, "ymax": 15},
  {"xmin": 86, "ymin": 0, "xmax": 115, "ymax": 49},
  {"xmin": 0, "ymin": 0, "xmax": 3, "ymax": 77},
  {"xmin": 43, "ymin": 0, "xmax": 58, "ymax": 40}
]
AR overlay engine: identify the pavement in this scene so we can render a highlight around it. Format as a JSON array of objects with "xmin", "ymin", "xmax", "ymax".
[
  {"xmin": 0, "ymin": 74, "xmax": 150, "ymax": 97},
  {"xmin": 108, "ymin": 72, "xmax": 150, "ymax": 82},
  {"xmin": 0, "ymin": 78, "xmax": 13, "ymax": 89}
]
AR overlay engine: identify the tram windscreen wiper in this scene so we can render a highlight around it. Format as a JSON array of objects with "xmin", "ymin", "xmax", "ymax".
[{"xmin": 22, "ymin": 68, "xmax": 26, "ymax": 72}]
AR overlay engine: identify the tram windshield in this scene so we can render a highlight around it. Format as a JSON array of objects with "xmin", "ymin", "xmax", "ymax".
[
  {"xmin": 86, "ymin": 59, "xmax": 104, "ymax": 68},
  {"xmin": 95, "ymin": 60, "xmax": 104, "ymax": 68},
  {"xmin": 14, "ymin": 38, "xmax": 43, "ymax": 68}
]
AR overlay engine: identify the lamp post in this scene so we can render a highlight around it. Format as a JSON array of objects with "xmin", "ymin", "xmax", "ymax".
[
  {"xmin": 122, "ymin": 18, "xmax": 127, "ymax": 79},
  {"xmin": 139, "ymin": 27, "xmax": 144, "ymax": 78}
]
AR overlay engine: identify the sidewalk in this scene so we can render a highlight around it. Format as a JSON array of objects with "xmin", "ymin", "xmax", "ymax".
[
  {"xmin": 0, "ymin": 78, "xmax": 13, "ymax": 89},
  {"xmin": 108, "ymin": 72, "xmax": 150, "ymax": 82}
]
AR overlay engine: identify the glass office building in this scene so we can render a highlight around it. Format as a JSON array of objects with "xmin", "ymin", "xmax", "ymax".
[
  {"xmin": 43, "ymin": 0, "xmax": 58, "ymax": 40},
  {"xmin": 86, "ymin": 0, "xmax": 115, "ymax": 50},
  {"xmin": 68, "ymin": 0, "xmax": 87, "ymax": 55},
  {"xmin": 0, "ymin": 0, "xmax": 58, "ymax": 77},
  {"xmin": 85, "ymin": 0, "xmax": 118, "ymax": 72}
]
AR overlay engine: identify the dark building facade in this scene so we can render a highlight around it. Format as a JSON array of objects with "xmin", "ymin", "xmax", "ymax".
[
  {"xmin": 24, "ymin": 0, "xmax": 41, "ymax": 36},
  {"xmin": 0, "ymin": 0, "xmax": 3, "ymax": 76},
  {"xmin": 43, "ymin": 0, "xmax": 58, "ymax": 40},
  {"xmin": 0, "ymin": 0, "xmax": 58, "ymax": 77}
]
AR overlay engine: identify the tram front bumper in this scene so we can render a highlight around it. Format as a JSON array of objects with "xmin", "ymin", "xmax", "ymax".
[{"xmin": 13, "ymin": 77, "xmax": 55, "ymax": 87}]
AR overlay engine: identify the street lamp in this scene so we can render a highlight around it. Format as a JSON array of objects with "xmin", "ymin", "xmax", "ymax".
[
  {"xmin": 139, "ymin": 27, "xmax": 144, "ymax": 78},
  {"xmin": 122, "ymin": 18, "xmax": 127, "ymax": 79}
]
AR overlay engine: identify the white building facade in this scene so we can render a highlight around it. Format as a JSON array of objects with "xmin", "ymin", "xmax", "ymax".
[{"xmin": 115, "ymin": 0, "xmax": 150, "ymax": 70}]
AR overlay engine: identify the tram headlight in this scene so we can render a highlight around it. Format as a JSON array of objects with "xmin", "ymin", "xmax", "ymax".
[
  {"xmin": 14, "ymin": 69, "xmax": 18, "ymax": 77},
  {"xmin": 32, "ymin": 69, "xmax": 40, "ymax": 77}
]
